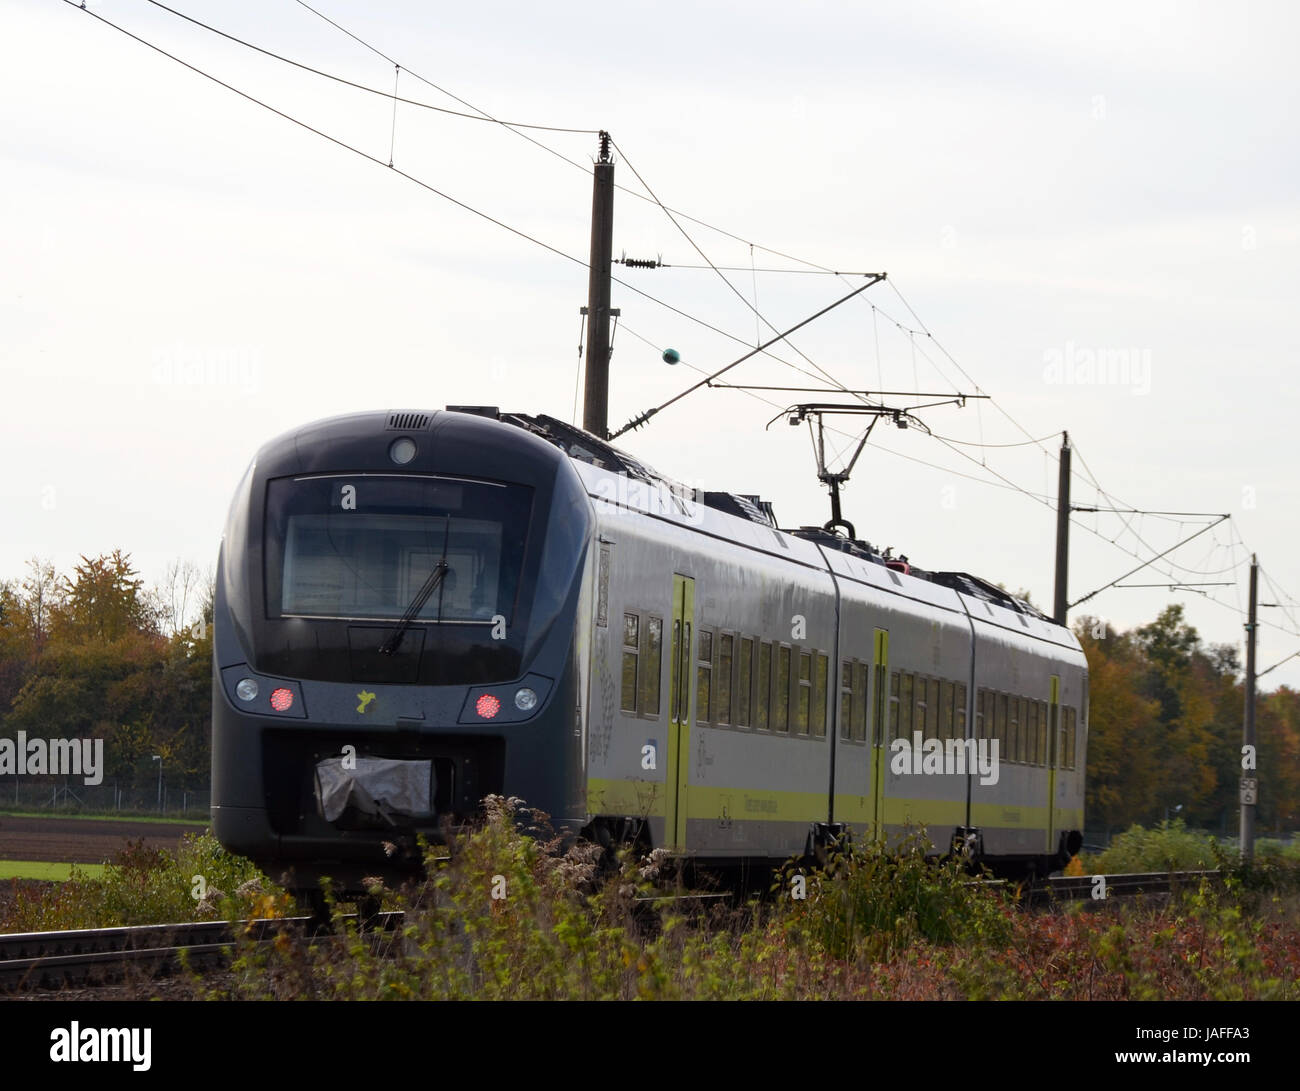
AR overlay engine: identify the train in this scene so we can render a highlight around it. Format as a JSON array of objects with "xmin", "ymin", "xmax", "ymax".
[{"xmin": 211, "ymin": 406, "xmax": 1087, "ymax": 896}]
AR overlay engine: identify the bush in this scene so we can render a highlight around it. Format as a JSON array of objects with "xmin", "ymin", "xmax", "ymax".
[
  {"xmin": 2, "ymin": 833, "xmax": 273, "ymax": 932},
  {"xmin": 780, "ymin": 827, "xmax": 1013, "ymax": 962},
  {"xmin": 215, "ymin": 796, "xmax": 854, "ymax": 1001},
  {"xmin": 1088, "ymin": 819, "xmax": 1217, "ymax": 874}
]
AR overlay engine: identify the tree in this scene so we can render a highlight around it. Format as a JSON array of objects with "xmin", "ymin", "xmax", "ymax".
[
  {"xmin": 19, "ymin": 557, "xmax": 60, "ymax": 650},
  {"xmin": 52, "ymin": 551, "xmax": 160, "ymax": 644},
  {"xmin": 1077, "ymin": 617, "xmax": 1162, "ymax": 832},
  {"xmin": 155, "ymin": 557, "xmax": 205, "ymax": 639}
]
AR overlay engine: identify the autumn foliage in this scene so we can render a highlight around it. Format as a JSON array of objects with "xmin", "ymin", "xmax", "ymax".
[
  {"xmin": 1077, "ymin": 605, "xmax": 1300, "ymax": 837},
  {"xmin": 0, "ymin": 553, "xmax": 212, "ymax": 799}
]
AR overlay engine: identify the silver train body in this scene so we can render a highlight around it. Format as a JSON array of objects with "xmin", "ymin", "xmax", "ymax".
[{"xmin": 211, "ymin": 407, "xmax": 1086, "ymax": 888}]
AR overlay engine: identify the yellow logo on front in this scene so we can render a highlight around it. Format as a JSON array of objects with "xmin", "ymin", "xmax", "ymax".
[{"xmin": 356, "ymin": 690, "xmax": 376, "ymax": 714}]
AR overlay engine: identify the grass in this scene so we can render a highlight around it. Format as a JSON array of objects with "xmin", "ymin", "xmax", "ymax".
[
  {"xmin": 0, "ymin": 834, "xmax": 269, "ymax": 933},
  {"xmin": 201, "ymin": 801, "xmax": 1300, "ymax": 1002},
  {"xmin": 0, "ymin": 860, "xmax": 107, "ymax": 881},
  {"xmin": 0, "ymin": 808, "xmax": 207, "ymax": 826},
  {"xmin": 4, "ymin": 809, "xmax": 1298, "ymax": 1001}
]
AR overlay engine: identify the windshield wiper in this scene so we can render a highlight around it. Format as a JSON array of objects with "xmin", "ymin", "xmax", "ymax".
[{"xmin": 378, "ymin": 561, "xmax": 448, "ymax": 655}]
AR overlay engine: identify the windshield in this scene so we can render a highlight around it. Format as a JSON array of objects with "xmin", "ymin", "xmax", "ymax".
[{"xmin": 264, "ymin": 474, "xmax": 533, "ymax": 623}]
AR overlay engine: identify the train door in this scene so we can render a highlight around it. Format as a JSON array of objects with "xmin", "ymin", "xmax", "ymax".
[
  {"xmin": 870, "ymin": 628, "xmax": 889, "ymax": 838},
  {"xmin": 666, "ymin": 574, "xmax": 695, "ymax": 851},
  {"xmin": 1046, "ymin": 675, "xmax": 1059, "ymax": 852}
]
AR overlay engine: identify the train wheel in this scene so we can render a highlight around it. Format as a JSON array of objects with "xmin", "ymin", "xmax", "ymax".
[
  {"xmin": 355, "ymin": 894, "xmax": 383, "ymax": 931},
  {"xmin": 299, "ymin": 889, "xmax": 332, "ymax": 934}
]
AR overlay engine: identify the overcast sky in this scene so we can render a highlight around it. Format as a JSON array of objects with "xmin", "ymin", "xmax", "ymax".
[{"xmin": 3, "ymin": 0, "xmax": 1298, "ymax": 687}]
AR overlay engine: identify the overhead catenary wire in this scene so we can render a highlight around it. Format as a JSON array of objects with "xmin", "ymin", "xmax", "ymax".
[
  {"xmin": 610, "ymin": 138, "xmax": 869, "ymax": 402},
  {"xmin": 82, "ymin": 0, "xmax": 1018, "ymax": 503},
  {"xmin": 283, "ymin": 0, "xmax": 1246, "ymax": 572},
  {"xmin": 616, "ymin": 324, "xmax": 1055, "ymax": 496},
  {"xmin": 292, "ymin": 0, "xmax": 843, "ymax": 273},
  {"xmin": 235, "ymin": 8, "xmax": 1300, "ymax": 642},
  {"xmin": 59, "ymin": 0, "xmax": 877, "ymax": 407},
  {"xmin": 610, "ymin": 137, "xmax": 1075, "ymax": 506},
  {"xmin": 143, "ymin": 0, "xmax": 600, "ymax": 133},
  {"xmin": 609, "ymin": 276, "xmax": 886, "ymax": 440},
  {"xmin": 60, "ymin": 0, "xmax": 590, "ymax": 266},
  {"xmin": 68, "ymin": 2, "xmax": 1300, "ymax": 656}
]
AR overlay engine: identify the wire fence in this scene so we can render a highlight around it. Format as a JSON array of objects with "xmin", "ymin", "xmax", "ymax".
[{"xmin": 0, "ymin": 778, "xmax": 210, "ymax": 820}]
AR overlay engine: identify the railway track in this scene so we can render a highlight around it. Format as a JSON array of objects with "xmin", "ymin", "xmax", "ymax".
[
  {"xmin": 1035, "ymin": 868, "xmax": 1222, "ymax": 904},
  {"xmin": 0, "ymin": 871, "xmax": 1224, "ymax": 991},
  {"xmin": 0, "ymin": 886, "xmax": 725, "ymax": 993},
  {"xmin": 0, "ymin": 912, "xmax": 404, "ymax": 993}
]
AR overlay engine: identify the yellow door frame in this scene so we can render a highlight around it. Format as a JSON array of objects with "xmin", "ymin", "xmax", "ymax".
[
  {"xmin": 871, "ymin": 628, "xmax": 889, "ymax": 839},
  {"xmin": 666, "ymin": 574, "xmax": 695, "ymax": 850},
  {"xmin": 1047, "ymin": 674, "xmax": 1060, "ymax": 853}
]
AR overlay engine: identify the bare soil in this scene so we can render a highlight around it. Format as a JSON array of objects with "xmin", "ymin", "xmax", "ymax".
[{"xmin": 0, "ymin": 816, "xmax": 208, "ymax": 864}]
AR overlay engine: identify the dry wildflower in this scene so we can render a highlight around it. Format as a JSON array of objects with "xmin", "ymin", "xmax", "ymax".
[
  {"xmin": 638, "ymin": 847, "xmax": 671, "ymax": 883},
  {"xmin": 235, "ymin": 878, "xmax": 264, "ymax": 898},
  {"xmin": 551, "ymin": 839, "xmax": 604, "ymax": 892},
  {"xmin": 195, "ymin": 887, "xmax": 227, "ymax": 917}
]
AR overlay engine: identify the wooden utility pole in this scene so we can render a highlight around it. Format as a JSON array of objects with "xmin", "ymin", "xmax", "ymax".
[
  {"xmin": 1241, "ymin": 554, "xmax": 1258, "ymax": 859},
  {"xmin": 1053, "ymin": 431, "xmax": 1072, "ymax": 626},
  {"xmin": 582, "ymin": 131, "xmax": 615, "ymax": 439}
]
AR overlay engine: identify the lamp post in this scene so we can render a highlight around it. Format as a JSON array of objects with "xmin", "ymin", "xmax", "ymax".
[{"xmin": 152, "ymin": 755, "xmax": 162, "ymax": 813}]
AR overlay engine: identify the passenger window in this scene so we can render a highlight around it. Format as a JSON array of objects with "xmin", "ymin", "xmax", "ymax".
[
  {"xmin": 1019, "ymin": 698, "xmax": 1032, "ymax": 764},
  {"xmin": 813, "ymin": 653, "xmax": 828, "ymax": 738},
  {"xmin": 774, "ymin": 645, "xmax": 791, "ymax": 732},
  {"xmin": 996, "ymin": 692, "xmax": 1009, "ymax": 758},
  {"xmin": 696, "ymin": 629, "xmax": 713, "ymax": 724},
  {"xmin": 717, "ymin": 633, "xmax": 733, "ymax": 726},
  {"xmin": 757, "ymin": 641, "xmax": 771, "ymax": 729},
  {"xmin": 889, "ymin": 671, "xmax": 900, "ymax": 741},
  {"xmin": 840, "ymin": 661, "xmax": 854, "ymax": 741},
  {"xmin": 900, "ymin": 673, "xmax": 913, "ymax": 740},
  {"xmin": 640, "ymin": 616, "xmax": 662, "ymax": 716},
  {"xmin": 795, "ymin": 651, "xmax": 811, "ymax": 735},
  {"xmin": 737, "ymin": 637, "xmax": 753, "ymax": 727},
  {"xmin": 1040, "ymin": 701, "xmax": 1050, "ymax": 766},
  {"xmin": 941, "ymin": 680, "xmax": 954, "ymax": 742},
  {"xmin": 853, "ymin": 662, "xmax": 868, "ymax": 742},
  {"xmin": 928, "ymin": 678, "xmax": 941, "ymax": 740},
  {"xmin": 621, "ymin": 613, "xmax": 639, "ymax": 713},
  {"xmin": 1027, "ymin": 700, "xmax": 1039, "ymax": 765},
  {"xmin": 975, "ymin": 687, "xmax": 985, "ymax": 741},
  {"xmin": 956, "ymin": 682, "xmax": 968, "ymax": 739}
]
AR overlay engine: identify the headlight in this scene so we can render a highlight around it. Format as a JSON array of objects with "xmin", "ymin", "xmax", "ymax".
[
  {"xmin": 389, "ymin": 437, "xmax": 417, "ymax": 465},
  {"xmin": 235, "ymin": 678, "xmax": 259, "ymax": 701},
  {"xmin": 514, "ymin": 687, "xmax": 538, "ymax": 712}
]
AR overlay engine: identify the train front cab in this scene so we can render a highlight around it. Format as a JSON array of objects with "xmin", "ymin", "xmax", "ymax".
[{"xmin": 210, "ymin": 410, "xmax": 595, "ymax": 892}]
